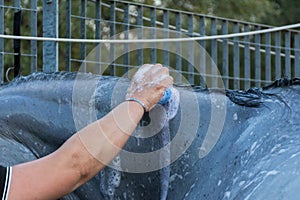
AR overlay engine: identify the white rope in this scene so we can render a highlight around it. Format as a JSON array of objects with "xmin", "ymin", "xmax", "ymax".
[
  {"xmin": 5, "ymin": 67, "xmax": 14, "ymax": 82},
  {"xmin": 0, "ymin": 23, "xmax": 299, "ymax": 43}
]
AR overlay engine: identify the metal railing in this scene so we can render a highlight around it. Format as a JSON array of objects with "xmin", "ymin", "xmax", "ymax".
[
  {"xmin": 0, "ymin": 0, "xmax": 38, "ymax": 82},
  {"xmin": 0, "ymin": 0, "xmax": 300, "ymax": 90}
]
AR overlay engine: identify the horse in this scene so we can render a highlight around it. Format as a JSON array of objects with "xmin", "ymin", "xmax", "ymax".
[{"xmin": 1, "ymin": 71, "xmax": 300, "ymax": 199}]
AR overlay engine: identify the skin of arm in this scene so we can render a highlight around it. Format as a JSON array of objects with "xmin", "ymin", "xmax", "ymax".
[
  {"xmin": 9, "ymin": 101, "xmax": 144, "ymax": 200},
  {"xmin": 7, "ymin": 63, "xmax": 173, "ymax": 200}
]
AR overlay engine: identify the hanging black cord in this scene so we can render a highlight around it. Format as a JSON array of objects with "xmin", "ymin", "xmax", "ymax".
[{"xmin": 13, "ymin": 10, "xmax": 22, "ymax": 78}]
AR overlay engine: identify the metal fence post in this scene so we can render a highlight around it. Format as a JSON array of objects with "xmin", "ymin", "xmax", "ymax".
[
  {"xmin": 0, "ymin": 0, "xmax": 4, "ymax": 83},
  {"xmin": 123, "ymin": 2, "xmax": 129, "ymax": 75},
  {"xmin": 222, "ymin": 20, "xmax": 229, "ymax": 88},
  {"xmin": 30, "ymin": 0, "xmax": 37, "ymax": 73},
  {"xmin": 137, "ymin": 5, "xmax": 143, "ymax": 66},
  {"xmin": 14, "ymin": 0, "xmax": 21, "ymax": 77},
  {"xmin": 265, "ymin": 32, "xmax": 271, "ymax": 83},
  {"xmin": 175, "ymin": 12, "xmax": 182, "ymax": 83},
  {"xmin": 233, "ymin": 22, "xmax": 240, "ymax": 89},
  {"xmin": 211, "ymin": 18, "xmax": 217, "ymax": 88},
  {"xmin": 66, "ymin": 0, "xmax": 71, "ymax": 71},
  {"xmin": 163, "ymin": 10, "xmax": 169, "ymax": 67},
  {"xmin": 254, "ymin": 26, "xmax": 261, "ymax": 87},
  {"xmin": 150, "ymin": 7, "xmax": 156, "ymax": 64},
  {"xmin": 199, "ymin": 16, "xmax": 206, "ymax": 86},
  {"xmin": 110, "ymin": 0, "xmax": 116, "ymax": 75},
  {"xmin": 187, "ymin": 14, "xmax": 194, "ymax": 84},
  {"xmin": 43, "ymin": 0, "xmax": 58, "ymax": 72},
  {"xmin": 80, "ymin": 0, "xmax": 87, "ymax": 72},
  {"xmin": 244, "ymin": 24, "xmax": 250, "ymax": 89},
  {"xmin": 275, "ymin": 32, "xmax": 281, "ymax": 79},
  {"xmin": 285, "ymin": 31, "xmax": 291, "ymax": 78},
  {"xmin": 295, "ymin": 33, "xmax": 300, "ymax": 77},
  {"xmin": 95, "ymin": 0, "xmax": 101, "ymax": 74}
]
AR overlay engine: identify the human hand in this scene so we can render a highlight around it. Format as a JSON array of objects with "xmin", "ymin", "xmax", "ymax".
[{"xmin": 126, "ymin": 64, "xmax": 173, "ymax": 112}]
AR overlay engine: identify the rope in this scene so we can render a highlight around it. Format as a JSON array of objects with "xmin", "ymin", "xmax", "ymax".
[
  {"xmin": 5, "ymin": 67, "xmax": 14, "ymax": 82},
  {"xmin": 0, "ymin": 23, "xmax": 299, "ymax": 43}
]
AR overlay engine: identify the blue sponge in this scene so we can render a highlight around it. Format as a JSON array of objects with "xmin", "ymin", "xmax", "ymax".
[{"xmin": 158, "ymin": 88, "xmax": 172, "ymax": 105}]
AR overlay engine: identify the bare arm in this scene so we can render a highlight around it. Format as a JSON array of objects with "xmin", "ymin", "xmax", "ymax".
[
  {"xmin": 8, "ymin": 64, "xmax": 173, "ymax": 200},
  {"xmin": 9, "ymin": 101, "xmax": 144, "ymax": 200}
]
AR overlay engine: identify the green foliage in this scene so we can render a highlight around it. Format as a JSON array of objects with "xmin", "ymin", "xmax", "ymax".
[
  {"xmin": 161, "ymin": 0, "xmax": 279, "ymax": 23},
  {"xmin": 261, "ymin": 0, "xmax": 300, "ymax": 25}
]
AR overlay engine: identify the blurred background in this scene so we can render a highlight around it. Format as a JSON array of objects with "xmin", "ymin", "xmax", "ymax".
[{"xmin": 1, "ymin": 0, "xmax": 299, "ymax": 89}]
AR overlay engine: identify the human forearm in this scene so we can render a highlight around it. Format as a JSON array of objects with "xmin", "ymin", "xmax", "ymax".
[
  {"xmin": 56, "ymin": 100, "xmax": 145, "ymax": 190},
  {"xmin": 76, "ymin": 100, "xmax": 144, "ymax": 169}
]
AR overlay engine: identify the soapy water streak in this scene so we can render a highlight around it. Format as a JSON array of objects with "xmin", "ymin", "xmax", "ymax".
[
  {"xmin": 100, "ymin": 155, "xmax": 122, "ymax": 200},
  {"xmin": 158, "ymin": 87, "xmax": 180, "ymax": 200}
]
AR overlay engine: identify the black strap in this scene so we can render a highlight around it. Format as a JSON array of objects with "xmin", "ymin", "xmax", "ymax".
[
  {"xmin": 0, "ymin": 165, "xmax": 7, "ymax": 199},
  {"xmin": 13, "ymin": 10, "xmax": 22, "ymax": 77},
  {"xmin": 140, "ymin": 112, "xmax": 151, "ymax": 127}
]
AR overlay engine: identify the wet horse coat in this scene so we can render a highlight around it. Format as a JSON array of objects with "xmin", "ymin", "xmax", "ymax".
[{"xmin": 1, "ymin": 72, "xmax": 300, "ymax": 199}]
